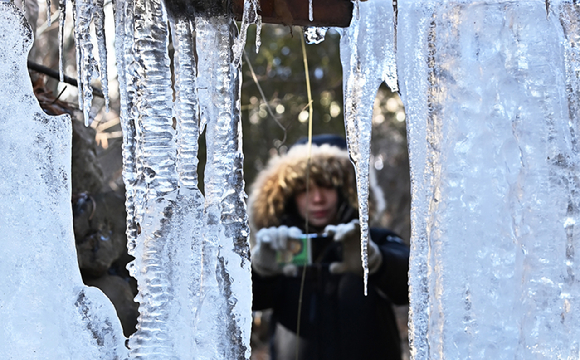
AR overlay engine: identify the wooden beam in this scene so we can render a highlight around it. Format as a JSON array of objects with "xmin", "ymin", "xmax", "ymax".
[{"xmin": 233, "ymin": 0, "xmax": 353, "ymax": 27}]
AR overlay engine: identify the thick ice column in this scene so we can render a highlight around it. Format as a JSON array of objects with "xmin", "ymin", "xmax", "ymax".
[
  {"xmin": 114, "ymin": 0, "xmax": 252, "ymax": 357},
  {"xmin": 0, "ymin": 4, "xmax": 127, "ymax": 359},
  {"xmin": 398, "ymin": 0, "xmax": 580, "ymax": 358},
  {"xmin": 194, "ymin": 14, "xmax": 252, "ymax": 359}
]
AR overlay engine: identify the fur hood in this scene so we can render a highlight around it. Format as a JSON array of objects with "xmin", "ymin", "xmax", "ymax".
[{"xmin": 247, "ymin": 143, "xmax": 385, "ymax": 238}]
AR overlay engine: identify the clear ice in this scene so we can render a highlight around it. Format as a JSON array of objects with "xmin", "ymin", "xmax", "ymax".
[
  {"xmin": 396, "ymin": 0, "xmax": 580, "ymax": 358},
  {"xmin": 340, "ymin": 0, "xmax": 580, "ymax": 357},
  {"xmin": 340, "ymin": 0, "xmax": 397, "ymax": 293},
  {"xmin": 0, "ymin": 4, "xmax": 127, "ymax": 359},
  {"xmin": 113, "ymin": 0, "xmax": 252, "ymax": 358},
  {"xmin": 72, "ymin": 0, "xmax": 98, "ymax": 125},
  {"xmin": 6, "ymin": 0, "xmax": 580, "ymax": 357}
]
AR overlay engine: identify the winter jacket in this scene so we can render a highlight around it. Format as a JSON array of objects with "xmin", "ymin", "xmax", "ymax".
[
  {"xmin": 248, "ymin": 137, "xmax": 410, "ymax": 360},
  {"xmin": 252, "ymin": 228, "xmax": 409, "ymax": 360}
]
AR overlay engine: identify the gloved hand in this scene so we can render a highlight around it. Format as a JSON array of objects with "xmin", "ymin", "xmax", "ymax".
[
  {"xmin": 251, "ymin": 225, "xmax": 303, "ymax": 277},
  {"xmin": 324, "ymin": 220, "xmax": 383, "ymax": 275}
]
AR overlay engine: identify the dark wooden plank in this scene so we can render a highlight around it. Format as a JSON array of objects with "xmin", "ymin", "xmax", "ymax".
[{"xmin": 233, "ymin": 0, "xmax": 354, "ymax": 27}]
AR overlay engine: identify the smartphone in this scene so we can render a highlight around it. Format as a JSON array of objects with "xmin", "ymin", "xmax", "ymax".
[{"xmin": 276, "ymin": 234, "xmax": 328, "ymax": 266}]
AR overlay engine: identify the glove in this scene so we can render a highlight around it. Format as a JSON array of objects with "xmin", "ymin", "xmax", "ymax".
[
  {"xmin": 251, "ymin": 225, "xmax": 303, "ymax": 277},
  {"xmin": 324, "ymin": 220, "xmax": 383, "ymax": 275}
]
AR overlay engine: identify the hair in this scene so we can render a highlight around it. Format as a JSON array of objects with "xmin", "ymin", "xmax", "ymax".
[{"xmin": 247, "ymin": 143, "xmax": 385, "ymax": 244}]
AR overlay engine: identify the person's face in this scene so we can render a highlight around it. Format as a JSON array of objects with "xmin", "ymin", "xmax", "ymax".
[{"xmin": 295, "ymin": 182, "xmax": 338, "ymax": 228}]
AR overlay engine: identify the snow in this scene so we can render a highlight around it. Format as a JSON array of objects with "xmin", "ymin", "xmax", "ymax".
[{"xmin": 0, "ymin": 4, "xmax": 127, "ymax": 359}]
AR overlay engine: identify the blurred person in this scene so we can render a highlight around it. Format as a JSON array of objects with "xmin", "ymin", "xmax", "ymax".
[{"xmin": 248, "ymin": 134, "xmax": 409, "ymax": 360}]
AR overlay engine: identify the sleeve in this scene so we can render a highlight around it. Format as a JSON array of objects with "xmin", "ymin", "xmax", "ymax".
[{"xmin": 368, "ymin": 228, "xmax": 410, "ymax": 305}]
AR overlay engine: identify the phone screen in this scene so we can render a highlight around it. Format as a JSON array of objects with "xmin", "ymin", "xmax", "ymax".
[{"xmin": 276, "ymin": 236, "xmax": 312, "ymax": 266}]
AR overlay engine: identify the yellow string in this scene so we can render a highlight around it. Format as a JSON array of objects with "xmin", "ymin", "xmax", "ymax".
[{"xmin": 295, "ymin": 26, "xmax": 314, "ymax": 360}]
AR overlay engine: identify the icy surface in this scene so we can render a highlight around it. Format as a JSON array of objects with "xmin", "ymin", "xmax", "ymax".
[
  {"xmin": 72, "ymin": 0, "xmax": 99, "ymax": 125},
  {"xmin": 233, "ymin": 0, "xmax": 261, "ymax": 66},
  {"xmin": 112, "ymin": 1, "xmax": 252, "ymax": 357},
  {"xmin": 396, "ymin": 0, "xmax": 580, "ymax": 358},
  {"xmin": 58, "ymin": 0, "xmax": 66, "ymax": 81},
  {"xmin": 194, "ymin": 14, "xmax": 252, "ymax": 358},
  {"xmin": 0, "ymin": 4, "xmax": 126, "ymax": 359},
  {"xmin": 94, "ymin": 0, "xmax": 109, "ymax": 110},
  {"xmin": 304, "ymin": 26, "xmax": 328, "ymax": 45},
  {"xmin": 340, "ymin": 0, "xmax": 397, "ymax": 293}
]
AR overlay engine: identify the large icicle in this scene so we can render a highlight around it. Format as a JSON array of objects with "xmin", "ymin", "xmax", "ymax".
[
  {"xmin": 194, "ymin": 13, "xmax": 252, "ymax": 358},
  {"xmin": 58, "ymin": 0, "xmax": 66, "ymax": 81},
  {"xmin": 398, "ymin": 0, "xmax": 580, "ymax": 358},
  {"xmin": 112, "ymin": 0, "xmax": 252, "ymax": 357},
  {"xmin": 0, "ymin": 4, "xmax": 127, "ymax": 359},
  {"xmin": 340, "ymin": 0, "xmax": 397, "ymax": 293},
  {"xmin": 94, "ymin": 0, "xmax": 109, "ymax": 109},
  {"xmin": 113, "ymin": 0, "xmax": 139, "ymax": 256},
  {"xmin": 119, "ymin": 0, "xmax": 183, "ymax": 357},
  {"xmin": 72, "ymin": 0, "xmax": 98, "ymax": 125}
]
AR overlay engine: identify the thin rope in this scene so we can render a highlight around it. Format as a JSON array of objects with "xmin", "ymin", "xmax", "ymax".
[{"xmin": 295, "ymin": 26, "xmax": 314, "ymax": 360}]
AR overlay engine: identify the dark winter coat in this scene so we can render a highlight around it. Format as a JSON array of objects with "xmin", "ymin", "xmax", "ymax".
[
  {"xmin": 252, "ymin": 228, "xmax": 409, "ymax": 360},
  {"xmin": 248, "ymin": 139, "xmax": 409, "ymax": 360}
]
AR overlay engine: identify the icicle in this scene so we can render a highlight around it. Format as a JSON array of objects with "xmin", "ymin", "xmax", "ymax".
[
  {"xmin": 255, "ymin": 15, "xmax": 262, "ymax": 53},
  {"xmin": 125, "ymin": 0, "xmax": 182, "ymax": 358},
  {"xmin": 73, "ymin": 0, "xmax": 98, "ymax": 126},
  {"xmin": 303, "ymin": 26, "xmax": 328, "ymax": 44},
  {"xmin": 232, "ymin": 0, "xmax": 261, "ymax": 67},
  {"xmin": 47, "ymin": 0, "xmax": 52, "ymax": 26},
  {"xmin": 113, "ymin": 0, "xmax": 139, "ymax": 255},
  {"xmin": 194, "ymin": 13, "xmax": 252, "ymax": 359},
  {"xmin": 58, "ymin": 0, "xmax": 66, "ymax": 82},
  {"xmin": 0, "ymin": 4, "xmax": 128, "ymax": 359},
  {"xmin": 168, "ymin": 18, "xmax": 207, "ymax": 357},
  {"xmin": 340, "ymin": 0, "xmax": 397, "ymax": 294},
  {"xmin": 171, "ymin": 18, "xmax": 199, "ymax": 189},
  {"xmin": 399, "ymin": 1, "xmax": 580, "ymax": 358},
  {"xmin": 94, "ymin": 0, "xmax": 109, "ymax": 110},
  {"xmin": 309, "ymin": 0, "xmax": 313, "ymax": 21}
]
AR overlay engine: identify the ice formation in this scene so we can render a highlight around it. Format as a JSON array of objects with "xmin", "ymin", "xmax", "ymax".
[
  {"xmin": 340, "ymin": 0, "xmax": 397, "ymax": 293},
  {"xmin": 5, "ymin": 0, "xmax": 579, "ymax": 357},
  {"xmin": 341, "ymin": 0, "xmax": 580, "ymax": 358},
  {"xmin": 112, "ymin": 0, "xmax": 252, "ymax": 357},
  {"xmin": 0, "ymin": 4, "xmax": 127, "ymax": 359},
  {"xmin": 400, "ymin": 1, "xmax": 580, "ymax": 358}
]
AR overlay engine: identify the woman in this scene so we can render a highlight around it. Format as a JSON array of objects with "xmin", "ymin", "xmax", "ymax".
[{"xmin": 248, "ymin": 135, "xmax": 409, "ymax": 360}]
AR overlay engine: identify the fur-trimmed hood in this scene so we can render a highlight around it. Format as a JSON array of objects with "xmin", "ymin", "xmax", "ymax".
[{"xmin": 247, "ymin": 142, "xmax": 385, "ymax": 238}]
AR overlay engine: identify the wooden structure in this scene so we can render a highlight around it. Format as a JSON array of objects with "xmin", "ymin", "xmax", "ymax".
[{"xmin": 233, "ymin": 0, "xmax": 354, "ymax": 27}]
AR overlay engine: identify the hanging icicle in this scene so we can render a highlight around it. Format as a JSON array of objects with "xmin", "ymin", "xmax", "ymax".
[
  {"xmin": 340, "ymin": 0, "xmax": 397, "ymax": 294},
  {"xmin": 72, "ymin": 0, "xmax": 98, "ymax": 125}
]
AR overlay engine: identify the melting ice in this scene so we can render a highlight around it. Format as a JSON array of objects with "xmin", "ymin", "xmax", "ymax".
[
  {"xmin": 0, "ymin": 4, "xmax": 127, "ymax": 359},
  {"xmin": 340, "ymin": 0, "xmax": 580, "ymax": 358},
  {"xmin": 5, "ymin": 0, "xmax": 580, "ymax": 358}
]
